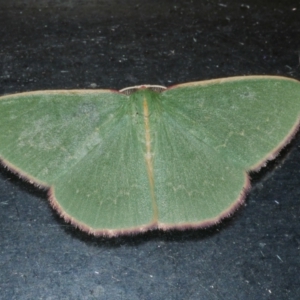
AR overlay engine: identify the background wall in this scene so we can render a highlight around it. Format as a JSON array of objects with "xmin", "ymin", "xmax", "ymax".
[{"xmin": 0, "ymin": 1, "xmax": 299, "ymax": 299}]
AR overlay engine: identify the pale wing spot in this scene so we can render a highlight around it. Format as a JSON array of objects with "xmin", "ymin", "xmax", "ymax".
[
  {"xmin": 215, "ymin": 131, "xmax": 233, "ymax": 149},
  {"xmin": 166, "ymin": 182, "xmax": 196, "ymax": 198}
]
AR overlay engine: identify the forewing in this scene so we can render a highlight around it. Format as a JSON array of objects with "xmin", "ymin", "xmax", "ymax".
[
  {"xmin": 154, "ymin": 77, "xmax": 300, "ymax": 227},
  {"xmin": 0, "ymin": 91, "xmax": 153, "ymax": 234}
]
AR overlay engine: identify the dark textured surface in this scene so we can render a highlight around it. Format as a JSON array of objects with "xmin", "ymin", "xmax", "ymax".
[{"xmin": 0, "ymin": 1, "xmax": 300, "ymax": 299}]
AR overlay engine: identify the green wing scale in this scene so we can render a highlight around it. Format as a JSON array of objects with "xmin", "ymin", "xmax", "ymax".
[{"xmin": 0, "ymin": 76, "xmax": 299, "ymax": 236}]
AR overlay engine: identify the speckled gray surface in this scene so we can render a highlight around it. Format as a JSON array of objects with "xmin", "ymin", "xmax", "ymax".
[{"xmin": 0, "ymin": 1, "xmax": 300, "ymax": 299}]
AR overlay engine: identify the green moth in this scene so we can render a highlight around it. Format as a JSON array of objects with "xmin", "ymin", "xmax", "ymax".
[{"xmin": 0, "ymin": 76, "xmax": 299, "ymax": 236}]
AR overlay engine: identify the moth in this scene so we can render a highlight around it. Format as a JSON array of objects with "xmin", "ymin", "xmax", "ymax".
[{"xmin": 0, "ymin": 76, "xmax": 299, "ymax": 236}]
